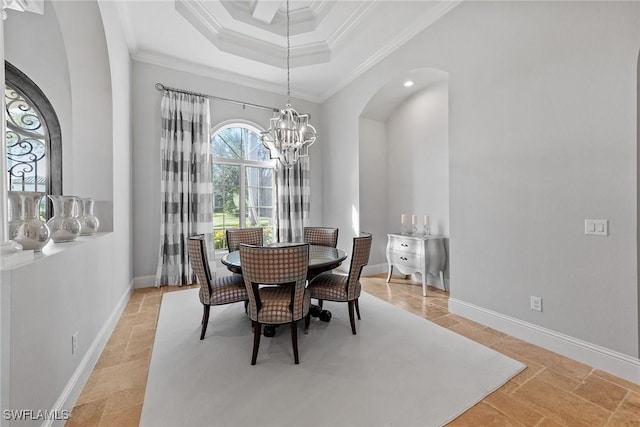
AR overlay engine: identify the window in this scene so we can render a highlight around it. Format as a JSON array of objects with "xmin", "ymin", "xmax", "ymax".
[
  {"xmin": 211, "ymin": 123, "xmax": 275, "ymax": 250},
  {"xmin": 4, "ymin": 61, "xmax": 62, "ymax": 219}
]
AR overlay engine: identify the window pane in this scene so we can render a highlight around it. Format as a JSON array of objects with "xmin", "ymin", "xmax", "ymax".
[
  {"xmin": 212, "ymin": 128, "xmax": 242, "ymax": 159},
  {"xmin": 245, "ymin": 166, "xmax": 274, "ymax": 244},
  {"xmin": 242, "ymin": 128, "xmax": 270, "ymax": 161},
  {"xmin": 213, "ymin": 164, "xmax": 240, "ymax": 249},
  {"xmin": 212, "ymin": 125, "xmax": 275, "ymax": 250}
]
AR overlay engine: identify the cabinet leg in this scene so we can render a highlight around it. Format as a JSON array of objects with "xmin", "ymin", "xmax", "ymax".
[
  {"xmin": 386, "ymin": 265, "xmax": 393, "ymax": 283},
  {"xmin": 440, "ymin": 271, "xmax": 447, "ymax": 292},
  {"xmin": 422, "ymin": 279, "xmax": 427, "ymax": 297}
]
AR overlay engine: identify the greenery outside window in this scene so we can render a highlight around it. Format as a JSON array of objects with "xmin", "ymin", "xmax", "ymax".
[{"xmin": 212, "ymin": 122, "xmax": 275, "ymax": 250}]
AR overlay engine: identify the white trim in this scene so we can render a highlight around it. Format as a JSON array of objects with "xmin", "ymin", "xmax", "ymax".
[
  {"xmin": 448, "ymin": 298, "xmax": 640, "ymax": 385},
  {"xmin": 362, "ymin": 262, "xmax": 387, "ymax": 277},
  {"xmin": 133, "ymin": 275, "xmax": 156, "ymax": 289},
  {"xmin": 46, "ymin": 281, "xmax": 134, "ymax": 427},
  {"xmin": 319, "ymin": 0, "xmax": 462, "ymax": 102}
]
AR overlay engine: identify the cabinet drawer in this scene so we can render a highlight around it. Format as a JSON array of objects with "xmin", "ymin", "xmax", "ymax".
[
  {"xmin": 389, "ymin": 250, "xmax": 421, "ymax": 269},
  {"xmin": 388, "ymin": 236, "xmax": 422, "ymax": 254}
]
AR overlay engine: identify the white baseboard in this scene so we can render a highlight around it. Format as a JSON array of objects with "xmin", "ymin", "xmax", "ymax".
[
  {"xmin": 362, "ymin": 263, "xmax": 387, "ymax": 276},
  {"xmin": 448, "ymin": 298, "xmax": 640, "ymax": 385},
  {"xmin": 133, "ymin": 275, "xmax": 156, "ymax": 289},
  {"xmin": 47, "ymin": 281, "xmax": 134, "ymax": 427}
]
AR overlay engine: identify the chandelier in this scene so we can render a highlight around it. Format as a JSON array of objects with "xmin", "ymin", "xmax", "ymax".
[{"xmin": 261, "ymin": 0, "xmax": 317, "ymax": 169}]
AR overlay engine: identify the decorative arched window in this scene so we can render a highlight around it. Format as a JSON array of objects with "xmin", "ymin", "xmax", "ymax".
[
  {"xmin": 211, "ymin": 122, "xmax": 275, "ymax": 250},
  {"xmin": 4, "ymin": 61, "xmax": 62, "ymax": 218}
]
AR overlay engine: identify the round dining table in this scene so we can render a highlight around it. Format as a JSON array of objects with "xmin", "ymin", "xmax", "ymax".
[{"xmin": 221, "ymin": 243, "xmax": 347, "ymax": 336}]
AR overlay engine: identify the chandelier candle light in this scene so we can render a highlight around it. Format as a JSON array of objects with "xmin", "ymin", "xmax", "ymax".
[{"xmin": 261, "ymin": 0, "xmax": 317, "ymax": 168}]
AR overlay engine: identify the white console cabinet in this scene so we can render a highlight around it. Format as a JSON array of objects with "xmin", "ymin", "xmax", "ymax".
[{"xmin": 386, "ymin": 233, "xmax": 447, "ymax": 296}]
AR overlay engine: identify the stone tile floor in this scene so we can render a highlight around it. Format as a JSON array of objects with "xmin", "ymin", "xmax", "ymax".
[{"xmin": 67, "ymin": 275, "xmax": 640, "ymax": 426}]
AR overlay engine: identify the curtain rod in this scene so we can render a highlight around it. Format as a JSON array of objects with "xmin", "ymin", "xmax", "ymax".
[{"xmin": 155, "ymin": 83, "xmax": 279, "ymax": 113}]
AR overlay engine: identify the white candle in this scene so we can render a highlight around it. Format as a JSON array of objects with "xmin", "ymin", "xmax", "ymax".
[
  {"xmin": 401, "ymin": 214, "xmax": 407, "ymax": 224},
  {"xmin": 424, "ymin": 215, "xmax": 430, "ymax": 226},
  {"xmin": 411, "ymin": 215, "xmax": 417, "ymax": 225}
]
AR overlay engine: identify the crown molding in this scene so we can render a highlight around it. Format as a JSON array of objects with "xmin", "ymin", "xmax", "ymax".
[
  {"xmin": 319, "ymin": 0, "xmax": 462, "ymax": 102},
  {"xmin": 177, "ymin": 0, "xmax": 330, "ymax": 68},
  {"xmin": 326, "ymin": 1, "xmax": 375, "ymax": 48},
  {"xmin": 133, "ymin": 50, "xmax": 321, "ymax": 103},
  {"xmin": 112, "ymin": 0, "xmax": 137, "ymax": 54}
]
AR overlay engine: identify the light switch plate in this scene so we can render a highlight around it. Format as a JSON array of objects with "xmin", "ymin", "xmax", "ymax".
[{"xmin": 585, "ymin": 219, "xmax": 608, "ymax": 236}]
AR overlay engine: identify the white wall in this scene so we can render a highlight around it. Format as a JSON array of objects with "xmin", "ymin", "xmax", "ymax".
[
  {"xmin": 131, "ymin": 60, "xmax": 323, "ymax": 281},
  {"xmin": 386, "ymin": 82, "xmax": 449, "ymax": 239},
  {"xmin": 358, "ymin": 118, "xmax": 387, "ymax": 264},
  {"xmin": 2, "ymin": 0, "xmax": 134, "ymax": 421},
  {"xmin": 322, "ymin": 0, "xmax": 640, "ymax": 361}
]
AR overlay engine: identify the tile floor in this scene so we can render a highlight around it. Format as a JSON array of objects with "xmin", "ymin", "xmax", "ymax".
[{"xmin": 67, "ymin": 275, "xmax": 640, "ymax": 426}]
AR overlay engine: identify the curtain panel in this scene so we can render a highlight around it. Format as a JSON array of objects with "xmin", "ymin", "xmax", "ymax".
[
  {"xmin": 275, "ymin": 157, "xmax": 310, "ymax": 243},
  {"xmin": 155, "ymin": 90, "xmax": 213, "ymax": 286}
]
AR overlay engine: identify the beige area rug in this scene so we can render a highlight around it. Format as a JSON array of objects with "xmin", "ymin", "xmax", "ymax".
[{"xmin": 140, "ymin": 289, "xmax": 525, "ymax": 427}]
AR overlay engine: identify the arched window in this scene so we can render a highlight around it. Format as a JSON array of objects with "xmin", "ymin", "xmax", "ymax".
[
  {"xmin": 211, "ymin": 122, "xmax": 275, "ymax": 250},
  {"xmin": 4, "ymin": 61, "xmax": 62, "ymax": 218}
]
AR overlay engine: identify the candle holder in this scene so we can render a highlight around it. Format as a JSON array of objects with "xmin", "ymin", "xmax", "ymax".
[
  {"xmin": 423, "ymin": 215, "xmax": 431, "ymax": 236},
  {"xmin": 401, "ymin": 214, "xmax": 409, "ymax": 234}
]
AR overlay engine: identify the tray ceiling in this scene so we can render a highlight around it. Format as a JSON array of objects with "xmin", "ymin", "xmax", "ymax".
[{"xmin": 117, "ymin": 0, "xmax": 460, "ymax": 102}]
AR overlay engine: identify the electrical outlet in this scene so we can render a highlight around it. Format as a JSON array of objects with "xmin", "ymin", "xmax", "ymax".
[
  {"xmin": 72, "ymin": 332, "xmax": 78, "ymax": 355},
  {"xmin": 530, "ymin": 296, "xmax": 542, "ymax": 312}
]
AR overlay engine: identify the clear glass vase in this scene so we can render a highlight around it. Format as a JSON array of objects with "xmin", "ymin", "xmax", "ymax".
[
  {"xmin": 47, "ymin": 195, "xmax": 81, "ymax": 242},
  {"xmin": 77, "ymin": 198, "xmax": 100, "ymax": 236},
  {"xmin": 8, "ymin": 191, "xmax": 51, "ymax": 251}
]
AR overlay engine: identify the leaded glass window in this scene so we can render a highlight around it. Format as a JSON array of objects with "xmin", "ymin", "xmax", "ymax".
[
  {"xmin": 4, "ymin": 61, "xmax": 62, "ymax": 219},
  {"xmin": 5, "ymin": 82, "xmax": 48, "ymax": 192}
]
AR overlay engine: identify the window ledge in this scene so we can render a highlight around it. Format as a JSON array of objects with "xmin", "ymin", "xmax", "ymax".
[{"xmin": 1, "ymin": 232, "xmax": 113, "ymax": 271}]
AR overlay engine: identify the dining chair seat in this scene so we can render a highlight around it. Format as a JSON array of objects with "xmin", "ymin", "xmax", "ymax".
[
  {"xmin": 253, "ymin": 286, "xmax": 311, "ymax": 324},
  {"xmin": 307, "ymin": 232, "xmax": 372, "ymax": 335},
  {"xmin": 240, "ymin": 243, "xmax": 310, "ymax": 365},
  {"xmin": 305, "ymin": 273, "xmax": 360, "ymax": 303},
  {"xmin": 204, "ymin": 274, "xmax": 248, "ymax": 305},
  {"xmin": 188, "ymin": 235, "xmax": 249, "ymax": 340}
]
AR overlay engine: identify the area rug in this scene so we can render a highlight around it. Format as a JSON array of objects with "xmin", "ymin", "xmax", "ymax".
[{"xmin": 140, "ymin": 289, "xmax": 525, "ymax": 427}]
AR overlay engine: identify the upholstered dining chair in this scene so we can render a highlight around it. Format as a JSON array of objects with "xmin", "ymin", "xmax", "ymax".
[
  {"xmin": 226, "ymin": 227, "xmax": 263, "ymax": 252},
  {"xmin": 239, "ymin": 243, "xmax": 311, "ymax": 365},
  {"xmin": 187, "ymin": 235, "xmax": 248, "ymax": 340},
  {"xmin": 303, "ymin": 226, "xmax": 339, "ymax": 248},
  {"xmin": 307, "ymin": 232, "xmax": 372, "ymax": 335}
]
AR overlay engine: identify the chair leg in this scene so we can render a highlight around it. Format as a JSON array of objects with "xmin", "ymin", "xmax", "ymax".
[
  {"xmin": 348, "ymin": 300, "xmax": 357, "ymax": 335},
  {"xmin": 304, "ymin": 312, "xmax": 311, "ymax": 334},
  {"xmin": 291, "ymin": 320, "xmax": 299, "ymax": 364},
  {"xmin": 200, "ymin": 305, "xmax": 210, "ymax": 340},
  {"xmin": 355, "ymin": 298, "xmax": 361, "ymax": 320},
  {"xmin": 318, "ymin": 299, "xmax": 324, "ymax": 309},
  {"xmin": 251, "ymin": 321, "xmax": 261, "ymax": 365}
]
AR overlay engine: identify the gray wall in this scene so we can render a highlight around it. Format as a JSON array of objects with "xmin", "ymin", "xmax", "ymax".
[
  {"xmin": 321, "ymin": 1, "xmax": 640, "ymax": 357},
  {"xmin": 131, "ymin": 60, "xmax": 323, "ymax": 281}
]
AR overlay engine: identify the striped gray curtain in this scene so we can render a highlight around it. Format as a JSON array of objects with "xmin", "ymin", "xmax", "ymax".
[
  {"xmin": 275, "ymin": 157, "xmax": 310, "ymax": 243},
  {"xmin": 155, "ymin": 90, "xmax": 213, "ymax": 286}
]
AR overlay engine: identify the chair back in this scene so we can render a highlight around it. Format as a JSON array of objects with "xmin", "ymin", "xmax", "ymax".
[
  {"xmin": 239, "ymin": 243, "xmax": 309, "ymax": 322},
  {"xmin": 346, "ymin": 233, "xmax": 372, "ymax": 300},
  {"xmin": 303, "ymin": 227, "xmax": 338, "ymax": 248},
  {"xmin": 187, "ymin": 235, "xmax": 212, "ymax": 301},
  {"xmin": 226, "ymin": 228, "xmax": 263, "ymax": 252}
]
